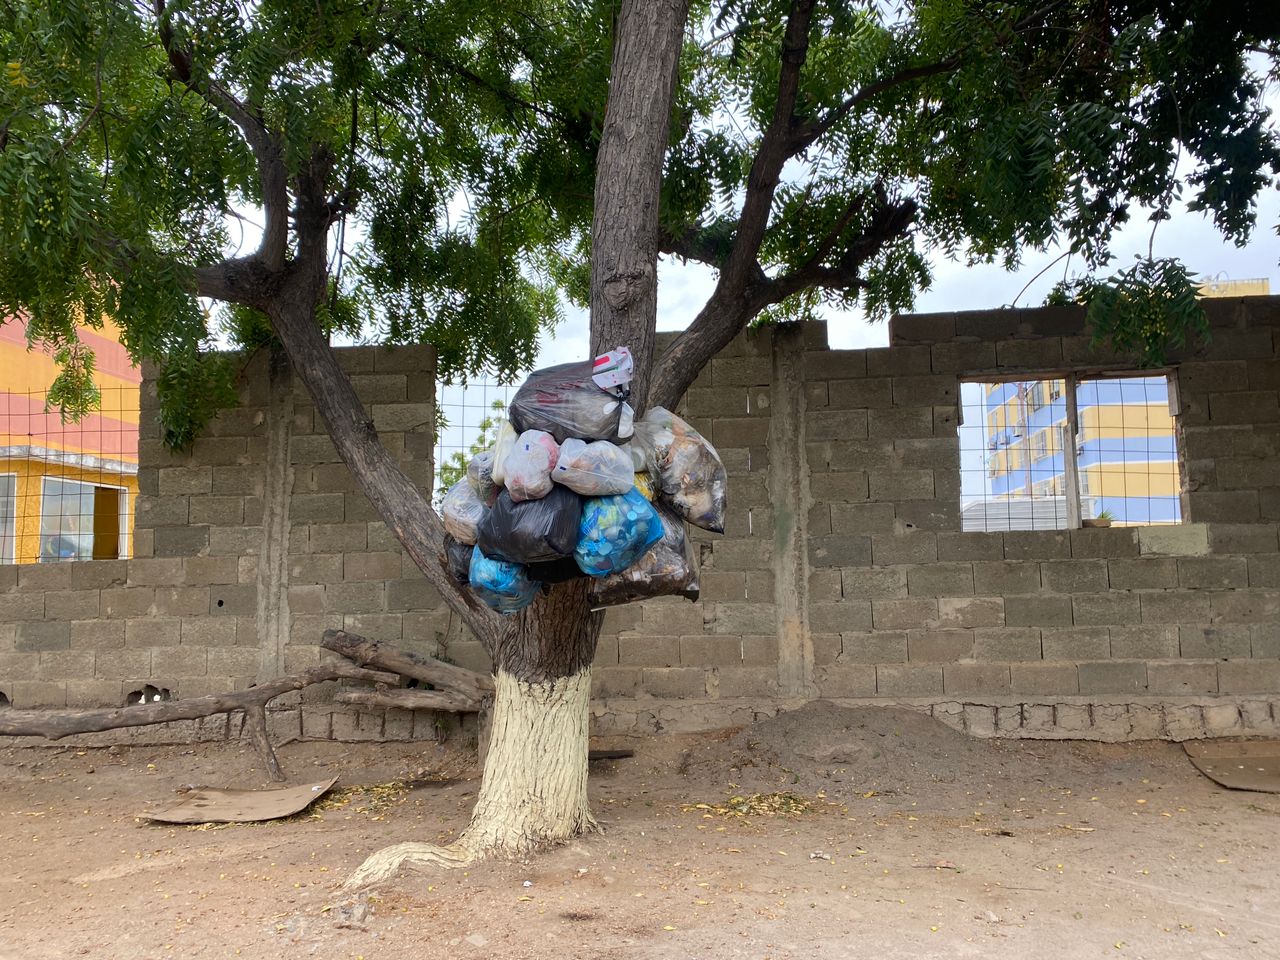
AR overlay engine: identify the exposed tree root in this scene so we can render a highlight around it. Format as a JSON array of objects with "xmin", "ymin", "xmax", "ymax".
[{"xmin": 344, "ymin": 840, "xmax": 478, "ymax": 889}]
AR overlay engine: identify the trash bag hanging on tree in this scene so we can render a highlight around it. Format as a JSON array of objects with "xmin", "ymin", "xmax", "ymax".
[
  {"xmin": 591, "ymin": 503, "xmax": 700, "ymax": 606},
  {"xmin": 505, "ymin": 429, "xmax": 560, "ymax": 502},
  {"xmin": 469, "ymin": 546, "xmax": 540, "ymax": 614},
  {"xmin": 477, "ymin": 485, "xmax": 582, "ymax": 565},
  {"xmin": 574, "ymin": 487, "xmax": 664, "ymax": 577},
  {"xmin": 467, "ymin": 450, "xmax": 499, "ymax": 506},
  {"xmin": 632, "ymin": 406, "xmax": 727, "ymax": 533},
  {"xmin": 508, "ymin": 361, "xmax": 634, "ymax": 444},
  {"xmin": 443, "ymin": 534, "xmax": 473, "ymax": 585},
  {"xmin": 489, "ymin": 419, "xmax": 518, "ymax": 487},
  {"xmin": 441, "ymin": 479, "xmax": 488, "ymax": 544},
  {"xmin": 552, "ymin": 438, "xmax": 635, "ymax": 496}
]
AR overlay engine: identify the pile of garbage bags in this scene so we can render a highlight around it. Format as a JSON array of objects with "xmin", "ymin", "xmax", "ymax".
[{"xmin": 440, "ymin": 348, "xmax": 721, "ymax": 613}]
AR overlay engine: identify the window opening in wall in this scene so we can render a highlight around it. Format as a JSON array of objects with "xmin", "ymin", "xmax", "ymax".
[
  {"xmin": 0, "ymin": 474, "xmax": 15, "ymax": 563},
  {"xmin": 126, "ymin": 685, "xmax": 172, "ymax": 706},
  {"xmin": 1, "ymin": 382, "xmax": 140, "ymax": 563},
  {"xmin": 38, "ymin": 477, "xmax": 130, "ymax": 561},
  {"xmin": 958, "ymin": 374, "xmax": 1182, "ymax": 532},
  {"xmin": 0, "ymin": 689, "xmax": 10, "ymax": 710},
  {"xmin": 433, "ymin": 379, "xmax": 519, "ymax": 508}
]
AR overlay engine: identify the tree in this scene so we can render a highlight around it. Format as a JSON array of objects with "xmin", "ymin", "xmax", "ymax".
[{"xmin": 2, "ymin": 0, "xmax": 1277, "ymax": 886}]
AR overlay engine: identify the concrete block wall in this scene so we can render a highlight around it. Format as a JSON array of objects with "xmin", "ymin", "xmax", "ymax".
[
  {"xmin": 3, "ymin": 299, "xmax": 1279, "ymax": 745},
  {"xmin": 0, "ymin": 345, "xmax": 453, "ymax": 742}
]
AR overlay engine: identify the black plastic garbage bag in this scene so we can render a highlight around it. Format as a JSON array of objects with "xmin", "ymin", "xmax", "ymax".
[
  {"xmin": 477, "ymin": 485, "xmax": 582, "ymax": 565},
  {"xmin": 508, "ymin": 361, "xmax": 633, "ymax": 444},
  {"xmin": 443, "ymin": 534, "xmax": 472, "ymax": 585}
]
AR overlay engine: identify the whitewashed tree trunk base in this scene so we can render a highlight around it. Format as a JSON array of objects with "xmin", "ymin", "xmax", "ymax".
[{"xmin": 344, "ymin": 669, "xmax": 596, "ymax": 889}]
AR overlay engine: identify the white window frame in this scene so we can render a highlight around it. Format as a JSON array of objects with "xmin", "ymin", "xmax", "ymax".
[
  {"xmin": 38, "ymin": 476, "xmax": 130, "ymax": 562},
  {"xmin": 0, "ymin": 472, "xmax": 16, "ymax": 564}
]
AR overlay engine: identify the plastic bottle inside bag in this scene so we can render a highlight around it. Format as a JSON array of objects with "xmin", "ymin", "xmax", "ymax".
[
  {"xmin": 632, "ymin": 406, "xmax": 727, "ymax": 533},
  {"xmin": 573, "ymin": 487, "xmax": 664, "ymax": 577},
  {"xmin": 466, "ymin": 450, "xmax": 499, "ymax": 505},
  {"xmin": 591, "ymin": 503, "xmax": 700, "ymax": 606},
  {"xmin": 490, "ymin": 419, "xmax": 518, "ymax": 487}
]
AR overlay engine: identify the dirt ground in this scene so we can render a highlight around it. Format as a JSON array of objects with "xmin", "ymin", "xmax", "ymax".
[{"xmin": 1, "ymin": 702, "xmax": 1278, "ymax": 960}]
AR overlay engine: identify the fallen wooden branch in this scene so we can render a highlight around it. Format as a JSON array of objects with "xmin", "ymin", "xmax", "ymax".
[
  {"xmin": 0, "ymin": 662, "xmax": 399, "ymax": 781},
  {"xmin": 321, "ymin": 629, "xmax": 493, "ymax": 701},
  {"xmin": 334, "ymin": 688, "xmax": 481, "ymax": 713}
]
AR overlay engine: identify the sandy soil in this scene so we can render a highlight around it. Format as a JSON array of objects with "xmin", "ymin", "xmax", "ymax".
[{"xmin": 1, "ymin": 703, "xmax": 1278, "ymax": 960}]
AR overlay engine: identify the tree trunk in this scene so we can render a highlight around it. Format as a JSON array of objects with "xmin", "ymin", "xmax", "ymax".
[{"xmin": 344, "ymin": 0, "xmax": 688, "ymax": 887}]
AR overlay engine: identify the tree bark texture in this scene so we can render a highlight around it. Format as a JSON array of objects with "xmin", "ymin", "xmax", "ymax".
[{"xmin": 589, "ymin": 0, "xmax": 690, "ymax": 412}]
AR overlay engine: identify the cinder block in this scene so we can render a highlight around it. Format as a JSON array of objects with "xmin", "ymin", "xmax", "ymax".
[
  {"xmin": 69, "ymin": 619, "xmax": 125, "ymax": 650},
  {"xmin": 944, "ymin": 664, "xmax": 1010, "ymax": 696},
  {"xmin": 866, "ymin": 407, "xmax": 934, "ymax": 440},
  {"xmin": 1041, "ymin": 626, "xmax": 1109, "ymax": 660},
  {"xmin": 973, "ymin": 561, "xmax": 1041, "ymax": 595},
  {"xmin": 906, "ymin": 629, "xmax": 973, "ymax": 661},
  {"xmin": 841, "ymin": 567, "xmax": 906, "ymax": 599},
  {"xmin": 891, "ymin": 375, "xmax": 957, "ymax": 407},
  {"xmin": 206, "ymin": 647, "xmax": 259, "ymax": 677},
  {"xmin": 1109, "ymin": 625, "xmax": 1179, "ymax": 659},
  {"xmin": 906, "ymin": 562, "xmax": 973, "ymax": 597},
  {"xmin": 871, "ymin": 533, "xmax": 937, "ymax": 566},
  {"xmin": 894, "ymin": 499, "xmax": 959, "ymax": 531},
  {"xmin": 710, "ymin": 602, "xmax": 777, "ymax": 635},
  {"xmin": 867, "ymin": 343, "xmax": 932, "ymax": 376},
  {"xmin": 16, "ymin": 621, "xmax": 70, "ymax": 652},
  {"xmin": 1208, "ymin": 522, "xmax": 1280, "ymax": 554},
  {"xmin": 808, "ymin": 601, "xmax": 872, "ymax": 634},
  {"xmin": 1004, "ymin": 595, "xmax": 1072, "ymax": 627},
  {"xmin": 838, "ymin": 630, "xmax": 907, "ymax": 663},
  {"xmin": 384, "ymin": 578, "xmax": 441, "ymax": 612},
  {"xmin": 642, "ymin": 667, "xmax": 707, "ymax": 698},
  {"xmin": 1178, "ymin": 625, "xmax": 1252, "ymax": 658},
  {"xmin": 0, "ymin": 592, "xmax": 45, "ymax": 621},
  {"xmin": 1164, "ymin": 704, "xmax": 1206, "ymax": 740},
  {"xmin": 592, "ymin": 667, "xmax": 644, "ymax": 698},
  {"xmin": 1188, "ymin": 491, "xmax": 1261, "ymax": 523},
  {"xmin": 876, "ymin": 663, "xmax": 943, "ymax": 696},
  {"xmin": 1140, "ymin": 590, "xmax": 1211, "ymax": 623},
  {"xmin": 152, "ymin": 586, "xmax": 210, "ymax": 617},
  {"xmin": 152, "ymin": 645, "xmax": 209, "ymax": 678},
  {"xmin": 931, "ymin": 340, "xmax": 997, "ymax": 373},
  {"xmin": 66, "ymin": 679, "xmax": 124, "ymax": 708},
  {"xmin": 937, "ymin": 596, "xmax": 1004, "ymax": 628},
  {"xmin": 153, "ymin": 525, "xmax": 210, "ymax": 557},
  {"xmin": 936, "ymin": 532, "xmax": 1005, "ymax": 561},
  {"xmin": 712, "ymin": 539, "xmax": 773, "ymax": 570},
  {"xmin": 341, "ymin": 613, "xmax": 403, "ymax": 641},
  {"xmin": 322, "ymin": 581, "xmax": 385, "ymax": 614},
  {"xmin": 94, "ymin": 647, "xmax": 151, "ymax": 679},
  {"xmin": 1010, "ymin": 662, "xmax": 1079, "ymax": 696},
  {"xmin": 1253, "ymin": 623, "xmax": 1280, "ymax": 659},
  {"xmin": 1148, "ymin": 662, "xmax": 1218, "ymax": 695},
  {"xmin": 210, "ymin": 584, "xmax": 257, "ymax": 617},
  {"xmin": 136, "ymin": 495, "xmax": 190, "ymax": 528},
  {"xmin": 1003, "ymin": 531, "xmax": 1071, "ymax": 561},
  {"xmin": 37, "ymin": 649, "xmax": 95, "ymax": 680},
  {"xmin": 872, "ymin": 597, "xmax": 938, "ymax": 630},
  {"xmin": 972, "ymin": 627, "xmax": 1041, "ymax": 661},
  {"xmin": 740, "ymin": 634, "xmax": 778, "ymax": 666},
  {"xmin": 1138, "ymin": 524, "xmax": 1210, "ymax": 557},
  {"xmin": 868, "ymin": 469, "xmax": 934, "ymax": 502},
  {"xmin": 600, "ymin": 603, "xmax": 643, "ymax": 633},
  {"xmin": 1067, "ymin": 526, "xmax": 1139, "ymax": 559},
  {"xmin": 644, "ymin": 600, "xmax": 708, "ymax": 635},
  {"xmin": 180, "ymin": 618, "xmax": 239, "ymax": 647},
  {"xmin": 679, "ymin": 635, "xmax": 743, "ymax": 667},
  {"xmin": 1108, "ymin": 558, "xmax": 1179, "ymax": 590},
  {"xmin": 1040, "ymin": 560, "xmax": 1108, "ymax": 594},
  {"xmin": 1071, "ymin": 593, "xmax": 1140, "ymax": 626},
  {"xmin": 807, "ymin": 409, "xmax": 869, "ymax": 441},
  {"xmin": 1218, "ymin": 659, "xmax": 1280, "ymax": 694},
  {"xmin": 1177, "ymin": 557, "xmax": 1250, "ymax": 590},
  {"xmin": 158, "ymin": 466, "xmax": 213, "ymax": 495},
  {"xmin": 619, "ymin": 635, "xmax": 680, "ymax": 667},
  {"xmin": 995, "ymin": 337, "xmax": 1063, "ymax": 370},
  {"xmin": 9, "ymin": 680, "xmax": 68, "ymax": 708},
  {"xmin": 1078, "ymin": 660, "xmax": 1147, "ymax": 694},
  {"xmin": 813, "ymin": 663, "xmax": 876, "ymax": 697},
  {"xmin": 125, "ymin": 557, "xmax": 187, "ymax": 587},
  {"xmin": 1208, "ymin": 390, "xmax": 1280, "ymax": 424},
  {"xmin": 808, "ymin": 536, "xmax": 872, "ymax": 568},
  {"xmin": 1211, "ymin": 589, "xmax": 1280, "ymax": 623},
  {"xmin": 830, "ymin": 502, "xmax": 896, "ymax": 534},
  {"xmin": 808, "ymin": 569, "xmax": 843, "ymax": 601}
]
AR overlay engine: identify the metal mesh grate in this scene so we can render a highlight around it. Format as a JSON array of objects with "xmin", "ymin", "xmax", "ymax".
[
  {"xmin": 0, "ymin": 385, "xmax": 140, "ymax": 563},
  {"xmin": 958, "ymin": 375, "xmax": 1182, "ymax": 532}
]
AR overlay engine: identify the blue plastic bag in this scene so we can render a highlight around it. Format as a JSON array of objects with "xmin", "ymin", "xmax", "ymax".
[
  {"xmin": 574, "ymin": 487, "xmax": 664, "ymax": 577},
  {"xmin": 469, "ymin": 546, "xmax": 540, "ymax": 613}
]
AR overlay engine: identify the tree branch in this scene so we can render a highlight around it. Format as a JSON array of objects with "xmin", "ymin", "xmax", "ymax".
[
  {"xmin": 151, "ymin": 0, "xmax": 289, "ymax": 270},
  {"xmin": 649, "ymin": 0, "xmax": 816, "ymax": 408},
  {"xmin": 321, "ymin": 630, "xmax": 493, "ymax": 701}
]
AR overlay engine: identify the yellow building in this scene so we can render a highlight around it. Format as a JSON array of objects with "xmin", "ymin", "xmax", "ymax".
[{"xmin": 0, "ymin": 316, "xmax": 140, "ymax": 563}]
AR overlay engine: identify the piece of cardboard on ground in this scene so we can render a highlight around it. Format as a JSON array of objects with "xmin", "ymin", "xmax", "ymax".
[
  {"xmin": 140, "ymin": 777, "xmax": 340, "ymax": 823},
  {"xmin": 1184, "ymin": 740, "xmax": 1280, "ymax": 793}
]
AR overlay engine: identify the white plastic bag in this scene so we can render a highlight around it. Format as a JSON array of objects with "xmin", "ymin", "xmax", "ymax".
[
  {"xmin": 490, "ymin": 419, "xmax": 517, "ymax": 487},
  {"xmin": 466, "ymin": 450, "xmax": 498, "ymax": 505},
  {"xmin": 441, "ymin": 478, "xmax": 487, "ymax": 544},
  {"xmin": 552, "ymin": 438, "xmax": 634, "ymax": 496},
  {"xmin": 505, "ymin": 429, "xmax": 560, "ymax": 502}
]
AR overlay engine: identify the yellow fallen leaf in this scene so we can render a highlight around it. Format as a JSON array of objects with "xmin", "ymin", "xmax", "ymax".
[
  {"xmin": 518, "ymin": 896, "xmax": 534, "ymax": 902},
  {"xmin": 663, "ymin": 925, "xmax": 676, "ymax": 931}
]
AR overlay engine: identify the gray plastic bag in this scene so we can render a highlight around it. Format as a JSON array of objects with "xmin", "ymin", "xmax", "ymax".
[
  {"xmin": 631, "ymin": 406, "xmax": 727, "ymax": 533},
  {"xmin": 508, "ymin": 361, "xmax": 633, "ymax": 444}
]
